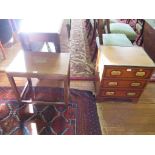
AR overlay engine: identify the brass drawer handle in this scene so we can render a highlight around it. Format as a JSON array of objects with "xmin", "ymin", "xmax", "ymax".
[
  {"xmin": 111, "ymin": 71, "xmax": 121, "ymax": 76},
  {"xmin": 108, "ymin": 82, "xmax": 118, "ymax": 86},
  {"xmin": 131, "ymin": 82, "xmax": 141, "ymax": 87},
  {"xmin": 106, "ymin": 92, "xmax": 115, "ymax": 96},
  {"xmin": 136, "ymin": 71, "xmax": 146, "ymax": 77},
  {"xmin": 127, "ymin": 92, "xmax": 136, "ymax": 96}
]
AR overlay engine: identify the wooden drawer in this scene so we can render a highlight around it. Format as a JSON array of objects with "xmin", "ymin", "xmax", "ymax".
[
  {"xmin": 101, "ymin": 79, "xmax": 147, "ymax": 89},
  {"xmin": 99, "ymin": 89, "xmax": 142, "ymax": 98},
  {"xmin": 104, "ymin": 67, "xmax": 153, "ymax": 79}
]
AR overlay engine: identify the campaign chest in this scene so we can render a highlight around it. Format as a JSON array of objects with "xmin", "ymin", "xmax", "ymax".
[{"xmin": 95, "ymin": 46, "xmax": 155, "ymax": 102}]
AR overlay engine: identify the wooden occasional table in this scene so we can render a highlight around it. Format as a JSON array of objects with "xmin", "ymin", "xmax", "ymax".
[
  {"xmin": 6, "ymin": 51, "xmax": 70, "ymax": 105},
  {"xmin": 18, "ymin": 19, "xmax": 64, "ymax": 52}
]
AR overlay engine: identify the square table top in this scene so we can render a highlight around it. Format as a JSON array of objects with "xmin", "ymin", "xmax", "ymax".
[
  {"xmin": 99, "ymin": 46, "xmax": 155, "ymax": 67},
  {"xmin": 6, "ymin": 51, "xmax": 70, "ymax": 76}
]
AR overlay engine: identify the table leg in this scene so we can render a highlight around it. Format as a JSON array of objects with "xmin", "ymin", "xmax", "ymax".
[
  {"xmin": 68, "ymin": 63, "xmax": 70, "ymax": 87},
  {"xmin": 66, "ymin": 19, "xmax": 71, "ymax": 39},
  {"xmin": 27, "ymin": 78, "xmax": 31, "ymax": 86},
  {"xmin": 64, "ymin": 78, "xmax": 69, "ymax": 105},
  {"xmin": 27, "ymin": 78, "xmax": 34, "ymax": 100},
  {"xmin": 7, "ymin": 74, "xmax": 21, "ymax": 101},
  {"xmin": 53, "ymin": 35, "xmax": 61, "ymax": 52}
]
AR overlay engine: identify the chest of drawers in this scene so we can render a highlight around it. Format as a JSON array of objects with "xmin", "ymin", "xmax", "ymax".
[{"xmin": 95, "ymin": 46, "xmax": 155, "ymax": 102}]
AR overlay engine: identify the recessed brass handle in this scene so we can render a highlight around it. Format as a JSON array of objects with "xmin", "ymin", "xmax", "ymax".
[
  {"xmin": 131, "ymin": 82, "xmax": 141, "ymax": 87},
  {"xmin": 106, "ymin": 92, "xmax": 115, "ymax": 96},
  {"xmin": 126, "ymin": 68, "xmax": 132, "ymax": 72},
  {"xmin": 108, "ymin": 82, "xmax": 118, "ymax": 86},
  {"xmin": 136, "ymin": 71, "xmax": 145, "ymax": 77},
  {"xmin": 111, "ymin": 71, "xmax": 121, "ymax": 76},
  {"xmin": 127, "ymin": 92, "xmax": 136, "ymax": 96}
]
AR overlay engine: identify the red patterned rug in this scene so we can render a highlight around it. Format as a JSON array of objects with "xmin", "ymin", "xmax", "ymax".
[{"xmin": 0, "ymin": 87, "xmax": 101, "ymax": 135}]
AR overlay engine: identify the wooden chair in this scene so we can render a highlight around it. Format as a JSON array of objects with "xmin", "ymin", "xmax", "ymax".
[
  {"xmin": 88, "ymin": 19, "xmax": 118, "ymax": 46},
  {"xmin": 17, "ymin": 19, "xmax": 71, "ymax": 53},
  {"xmin": 135, "ymin": 19, "xmax": 145, "ymax": 46},
  {"xmin": 10, "ymin": 19, "xmax": 65, "ymax": 52},
  {"xmin": 85, "ymin": 19, "xmax": 95, "ymax": 45},
  {"xmin": 105, "ymin": 19, "xmax": 137, "ymax": 43},
  {"xmin": 91, "ymin": 19, "xmax": 133, "ymax": 62},
  {"xmin": 66, "ymin": 19, "xmax": 72, "ymax": 39}
]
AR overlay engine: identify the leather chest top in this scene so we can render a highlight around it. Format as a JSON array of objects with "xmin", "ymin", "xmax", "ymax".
[{"xmin": 99, "ymin": 46, "xmax": 155, "ymax": 67}]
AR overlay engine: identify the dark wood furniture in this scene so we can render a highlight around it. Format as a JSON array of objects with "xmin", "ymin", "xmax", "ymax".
[
  {"xmin": 86, "ymin": 19, "xmax": 96, "ymax": 45},
  {"xmin": 135, "ymin": 19, "xmax": 145, "ymax": 46},
  {"xmin": 18, "ymin": 19, "xmax": 64, "ymax": 52},
  {"xmin": 91, "ymin": 19, "xmax": 133, "ymax": 62},
  {"xmin": 143, "ymin": 19, "xmax": 155, "ymax": 62},
  {"xmin": 6, "ymin": 51, "xmax": 70, "ymax": 105},
  {"xmin": 95, "ymin": 46, "xmax": 155, "ymax": 102}
]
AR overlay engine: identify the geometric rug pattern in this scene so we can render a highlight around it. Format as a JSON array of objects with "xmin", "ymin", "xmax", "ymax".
[
  {"xmin": 0, "ymin": 100, "xmax": 76, "ymax": 135},
  {"xmin": 0, "ymin": 87, "xmax": 101, "ymax": 135}
]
